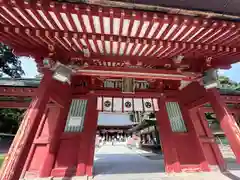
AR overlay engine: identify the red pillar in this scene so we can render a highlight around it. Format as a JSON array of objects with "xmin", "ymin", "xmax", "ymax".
[
  {"xmin": 20, "ymin": 107, "xmax": 50, "ymax": 178},
  {"xmin": 178, "ymin": 103, "xmax": 210, "ymax": 172},
  {"xmin": 163, "ymin": 82, "xmax": 211, "ymax": 172},
  {"xmin": 0, "ymin": 71, "xmax": 53, "ymax": 180},
  {"xmin": 76, "ymin": 95, "xmax": 98, "ymax": 177},
  {"xmin": 196, "ymin": 109, "xmax": 226, "ymax": 170},
  {"xmin": 38, "ymin": 83, "xmax": 72, "ymax": 177},
  {"xmin": 156, "ymin": 96, "xmax": 181, "ymax": 173},
  {"xmin": 207, "ymin": 88, "xmax": 240, "ymax": 163}
]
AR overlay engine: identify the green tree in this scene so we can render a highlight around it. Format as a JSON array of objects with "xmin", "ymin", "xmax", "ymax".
[
  {"xmin": 218, "ymin": 76, "xmax": 231, "ymax": 85},
  {"xmin": 0, "ymin": 109, "xmax": 25, "ymax": 134},
  {"xmin": 0, "ymin": 43, "xmax": 24, "ymax": 78},
  {"xmin": 218, "ymin": 75, "xmax": 240, "ymax": 90},
  {"xmin": 0, "ymin": 43, "xmax": 25, "ymax": 134}
]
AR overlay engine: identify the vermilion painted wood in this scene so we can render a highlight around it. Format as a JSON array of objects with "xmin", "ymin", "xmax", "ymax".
[
  {"xmin": 156, "ymin": 96, "xmax": 181, "ymax": 172},
  {"xmin": 199, "ymin": 106, "xmax": 240, "ymax": 114},
  {"xmin": 75, "ymin": 66, "xmax": 198, "ymax": 81},
  {"xmin": 196, "ymin": 109, "xmax": 226, "ymax": 171},
  {"xmin": 0, "ymin": 87, "xmax": 36, "ymax": 96},
  {"xmin": 21, "ymin": 107, "xmax": 50, "ymax": 178},
  {"xmin": 84, "ymin": 96, "xmax": 99, "ymax": 176},
  {"xmin": 0, "ymin": 86, "xmax": 239, "ymax": 105},
  {"xmin": 178, "ymin": 104, "xmax": 210, "ymax": 171},
  {"xmin": 0, "ymin": 72, "xmax": 53, "ymax": 180},
  {"xmin": 0, "ymin": 0, "xmax": 239, "ymax": 70},
  {"xmin": 0, "ymin": 101, "xmax": 30, "ymax": 108},
  {"xmin": 207, "ymin": 88, "xmax": 240, "ymax": 163},
  {"xmin": 38, "ymin": 84, "xmax": 72, "ymax": 177},
  {"xmin": 76, "ymin": 96, "xmax": 98, "ymax": 176},
  {"xmin": 176, "ymin": 85, "xmax": 210, "ymax": 172},
  {"xmin": 2, "ymin": 82, "xmax": 239, "ymax": 178},
  {"xmin": 189, "ymin": 109, "xmax": 217, "ymax": 166},
  {"xmin": 1, "ymin": 0, "xmax": 240, "ymax": 178}
]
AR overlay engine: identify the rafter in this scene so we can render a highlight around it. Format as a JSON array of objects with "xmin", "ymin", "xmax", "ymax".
[{"xmin": 0, "ymin": 0, "xmax": 239, "ymax": 70}]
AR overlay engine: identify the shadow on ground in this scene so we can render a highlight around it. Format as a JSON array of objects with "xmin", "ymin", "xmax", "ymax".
[
  {"xmin": 222, "ymin": 171, "xmax": 240, "ymax": 180},
  {"xmin": 93, "ymin": 153, "xmax": 165, "ymax": 175},
  {"xmin": 222, "ymin": 158, "xmax": 240, "ymax": 180}
]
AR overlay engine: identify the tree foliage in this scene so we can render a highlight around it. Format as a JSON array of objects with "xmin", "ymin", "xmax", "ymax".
[
  {"xmin": 0, "ymin": 43, "xmax": 24, "ymax": 78},
  {"xmin": 218, "ymin": 76, "xmax": 231, "ymax": 84},
  {"xmin": 218, "ymin": 75, "xmax": 240, "ymax": 90},
  {"xmin": 0, "ymin": 43, "xmax": 26, "ymax": 134},
  {"xmin": 206, "ymin": 75, "xmax": 240, "ymax": 125},
  {"xmin": 0, "ymin": 109, "xmax": 25, "ymax": 134}
]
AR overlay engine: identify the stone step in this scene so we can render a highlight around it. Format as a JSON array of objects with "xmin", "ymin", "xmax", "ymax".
[{"xmin": 218, "ymin": 145, "xmax": 236, "ymax": 159}]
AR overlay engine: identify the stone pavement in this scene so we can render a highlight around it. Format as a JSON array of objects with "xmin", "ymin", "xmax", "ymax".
[
  {"xmin": 219, "ymin": 144, "xmax": 240, "ymax": 179},
  {"xmin": 93, "ymin": 144, "xmax": 240, "ymax": 180}
]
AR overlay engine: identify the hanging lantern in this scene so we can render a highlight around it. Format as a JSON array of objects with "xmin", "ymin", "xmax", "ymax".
[{"xmin": 52, "ymin": 62, "xmax": 73, "ymax": 84}]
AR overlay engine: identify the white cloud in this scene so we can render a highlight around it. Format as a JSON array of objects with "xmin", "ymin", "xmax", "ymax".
[{"xmin": 218, "ymin": 69, "xmax": 226, "ymax": 76}]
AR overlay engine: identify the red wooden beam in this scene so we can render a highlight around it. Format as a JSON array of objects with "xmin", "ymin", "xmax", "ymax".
[
  {"xmin": 0, "ymin": 0, "xmax": 239, "ymax": 47},
  {"xmin": 72, "ymin": 89, "xmax": 172, "ymax": 98},
  {"xmin": 75, "ymin": 66, "xmax": 199, "ymax": 80},
  {"xmin": 51, "ymin": 2, "xmax": 69, "ymax": 32},
  {"xmin": 221, "ymin": 95, "xmax": 240, "ymax": 103},
  {"xmin": 36, "ymin": 3, "xmax": 59, "ymax": 30},
  {"xmin": 210, "ymin": 23, "xmax": 237, "ymax": 44},
  {"xmin": 4, "ymin": 29, "xmax": 33, "ymax": 49},
  {"xmin": 0, "ymin": 24, "xmax": 238, "ymax": 59},
  {"xmin": 127, "ymin": 12, "xmax": 135, "ymax": 37},
  {"xmin": 0, "ymin": 87, "xmax": 37, "ymax": 97},
  {"xmin": 186, "ymin": 96, "xmax": 209, "ymax": 110},
  {"xmin": 82, "ymin": 56, "xmax": 199, "ymax": 70},
  {"xmin": 199, "ymin": 106, "xmax": 240, "ymax": 114},
  {"xmin": 0, "ymin": 101, "xmax": 30, "ymax": 108},
  {"xmin": 0, "ymin": 84, "xmax": 239, "ymax": 107},
  {"xmin": 63, "ymin": 6, "xmax": 78, "ymax": 32},
  {"xmin": 199, "ymin": 136, "xmax": 215, "ymax": 144},
  {"xmin": 116, "ymin": 10, "xmax": 125, "ymax": 56}
]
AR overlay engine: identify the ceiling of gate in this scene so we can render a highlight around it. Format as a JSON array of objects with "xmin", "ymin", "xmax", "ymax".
[
  {"xmin": 57, "ymin": 0, "xmax": 240, "ymax": 18},
  {"xmin": 0, "ymin": 0, "xmax": 240, "ymax": 72}
]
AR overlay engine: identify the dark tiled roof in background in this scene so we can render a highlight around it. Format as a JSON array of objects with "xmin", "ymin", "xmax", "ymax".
[
  {"xmin": 0, "ymin": 78, "xmax": 239, "ymax": 95},
  {"xmin": 0, "ymin": 78, "xmax": 40, "ymax": 87}
]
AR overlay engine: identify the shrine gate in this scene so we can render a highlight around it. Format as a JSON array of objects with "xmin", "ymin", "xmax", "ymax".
[{"xmin": 0, "ymin": 0, "xmax": 240, "ymax": 179}]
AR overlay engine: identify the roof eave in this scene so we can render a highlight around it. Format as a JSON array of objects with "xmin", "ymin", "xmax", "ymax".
[{"xmin": 56, "ymin": 0, "xmax": 240, "ymax": 21}]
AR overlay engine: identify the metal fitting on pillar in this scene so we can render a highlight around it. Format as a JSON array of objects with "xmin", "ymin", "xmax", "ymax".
[{"xmin": 203, "ymin": 69, "xmax": 219, "ymax": 89}]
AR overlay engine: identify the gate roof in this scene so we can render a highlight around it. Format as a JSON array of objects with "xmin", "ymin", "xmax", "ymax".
[
  {"xmin": 105, "ymin": 0, "xmax": 240, "ymax": 17},
  {"xmin": 0, "ymin": 0, "xmax": 239, "ymax": 73}
]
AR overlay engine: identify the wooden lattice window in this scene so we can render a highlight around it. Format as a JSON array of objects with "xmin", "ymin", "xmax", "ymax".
[
  {"xmin": 165, "ymin": 102, "xmax": 187, "ymax": 132},
  {"xmin": 64, "ymin": 99, "xmax": 88, "ymax": 132}
]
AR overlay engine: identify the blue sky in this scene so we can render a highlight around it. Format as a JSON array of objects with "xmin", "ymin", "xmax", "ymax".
[
  {"xmin": 19, "ymin": 57, "xmax": 240, "ymax": 82},
  {"xmin": 19, "ymin": 56, "xmax": 38, "ymax": 78},
  {"xmin": 218, "ymin": 62, "xmax": 240, "ymax": 82}
]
